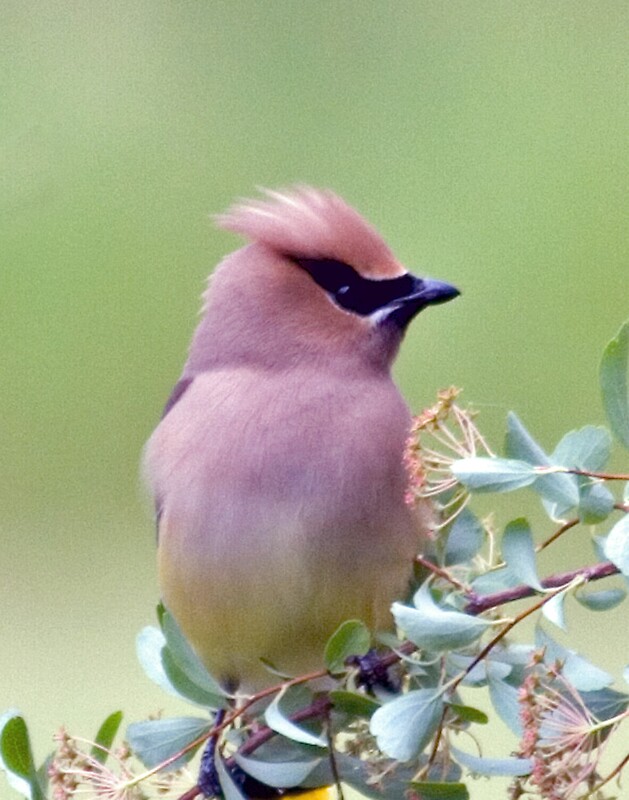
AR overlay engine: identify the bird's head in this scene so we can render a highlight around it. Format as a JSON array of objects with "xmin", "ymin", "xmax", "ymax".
[{"xmin": 187, "ymin": 187, "xmax": 459, "ymax": 374}]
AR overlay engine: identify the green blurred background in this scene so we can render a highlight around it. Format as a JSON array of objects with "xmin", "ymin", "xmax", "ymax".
[{"xmin": 2, "ymin": 2, "xmax": 628, "ymax": 797}]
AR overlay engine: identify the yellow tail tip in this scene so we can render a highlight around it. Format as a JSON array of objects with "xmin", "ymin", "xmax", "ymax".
[{"xmin": 274, "ymin": 788, "xmax": 335, "ymax": 800}]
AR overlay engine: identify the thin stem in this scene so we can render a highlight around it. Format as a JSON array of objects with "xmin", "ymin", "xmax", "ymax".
[
  {"xmin": 537, "ymin": 517, "xmax": 579, "ymax": 552},
  {"xmin": 587, "ymin": 750, "xmax": 629, "ymax": 796},
  {"xmin": 414, "ymin": 705, "xmax": 449, "ymax": 781},
  {"xmin": 564, "ymin": 468, "xmax": 629, "ymax": 481},
  {"xmin": 177, "ymin": 788, "xmax": 201, "ymax": 800},
  {"xmin": 236, "ymin": 694, "xmax": 332, "ymax": 758},
  {"xmin": 449, "ymin": 581, "xmax": 582, "ymax": 694},
  {"xmin": 415, "ymin": 555, "xmax": 469, "ymax": 592}
]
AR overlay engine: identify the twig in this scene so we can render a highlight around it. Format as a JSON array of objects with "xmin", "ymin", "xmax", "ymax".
[
  {"xmin": 537, "ymin": 517, "xmax": 579, "ymax": 552},
  {"xmin": 588, "ymin": 750, "xmax": 629, "ymax": 796},
  {"xmin": 235, "ymin": 695, "xmax": 332, "ymax": 757},
  {"xmin": 450, "ymin": 582, "xmax": 578, "ymax": 694},
  {"xmin": 565, "ymin": 468, "xmax": 629, "ymax": 481},
  {"xmin": 415, "ymin": 705, "xmax": 450, "ymax": 781},
  {"xmin": 464, "ymin": 560, "xmax": 620, "ymax": 615},
  {"xmin": 175, "ymin": 553, "xmax": 622, "ymax": 798},
  {"xmin": 415, "ymin": 555, "xmax": 469, "ymax": 591}
]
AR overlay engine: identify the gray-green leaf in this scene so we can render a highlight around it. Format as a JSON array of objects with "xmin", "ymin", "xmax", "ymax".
[
  {"xmin": 603, "ymin": 515, "xmax": 629, "ymax": 576},
  {"xmin": 502, "ymin": 518, "xmax": 542, "ymax": 591},
  {"xmin": 551, "ymin": 426, "xmax": 612, "ymax": 471},
  {"xmin": 541, "ymin": 591, "xmax": 567, "ymax": 631},
  {"xmin": 450, "ymin": 457, "xmax": 537, "ymax": 492},
  {"xmin": 578, "ymin": 480, "xmax": 615, "ymax": 524},
  {"xmin": 451, "ymin": 746, "xmax": 532, "ymax": 777},
  {"xmin": 264, "ymin": 687, "xmax": 327, "ymax": 748},
  {"xmin": 505, "ymin": 412, "xmax": 579, "ymax": 514},
  {"xmin": 576, "ymin": 587, "xmax": 626, "ymax": 611},
  {"xmin": 233, "ymin": 751, "xmax": 321, "ymax": 789},
  {"xmin": 444, "ymin": 509, "xmax": 484, "ymax": 566},
  {"xmin": 136, "ymin": 625, "xmax": 227, "ymax": 709},
  {"xmin": 161, "ymin": 611, "xmax": 228, "ymax": 703},
  {"xmin": 126, "ymin": 716, "xmax": 211, "ymax": 771},
  {"xmin": 370, "ymin": 689, "xmax": 443, "ymax": 761},
  {"xmin": 488, "ymin": 676, "xmax": 522, "ymax": 735},
  {"xmin": 393, "ymin": 585, "xmax": 490, "ymax": 652},
  {"xmin": 600, "ymin": 320, "xmax": 629, "ymax": 449}
]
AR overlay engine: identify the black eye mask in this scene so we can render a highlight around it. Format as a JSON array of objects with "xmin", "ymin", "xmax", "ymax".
[{"xmin": 291, "ymin": 256, "xmax": 460, "ymax": 326}]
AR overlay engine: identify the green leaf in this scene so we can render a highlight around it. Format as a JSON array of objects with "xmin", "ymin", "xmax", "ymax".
[
  {"xmin": 536, "ymin": 626, "xmax": 613, "ymax": 690},
  {"xmin": 447, "ymin": 703, "xmax": 488, "ymax": 725},
  {"xmin": 215, "ymin": 751, "xmax": 248, "ymax": 799},
  {"xmin": 450, "ymin": 746, "xmax": 532, "ymax": 777},
  {"xmin": 126, "ymin": 716, "xmax": 211, "ymax": 771},
  {"xmin": 91, "ymin": 711, "xmax": 123, "ymax": 765},
  {"xmin": 578, "ymin": 481, "xmax": 615, "ymax": 524},
  {"xmin": 370, "ymin": 689, "xmax": 443, "ymax": 761},
  {"xmin": 233, "ymin": 751, "xmax": 321, "ymax": 789},
  {"xmin": 576, "ymin": 587, "xmax": 626, "ymax": 611},
  {"xmin": 505, "ymin": 412, "xmax": 579, "ymax": 516},
  {"xmin": 329, "ymin": 690, "xmax": 380, "ymax": 718},
  {"xmin": 450, "ymin": 457, "xmax": 537, "ymax": 492},
  {"xmin": 501, "ymin": 518, "xmax": 542, "ymax": 591},
  {"xmin": 264, "ymin": 687, "xmax": 327, "ymax": 748},
  {"xmin": 409, "ymin": 781, "xmax": 470, "ymax": 799},
  {"xmin": 603, "ymin": 515, "xmax": 629, "ymax": 576},
  {"xmin": 393, "ymin": 584, "xmax": 490, "ymax": 652},
  {"xmin": 444, "ymin": 509, "xmax": 484, "ymax": 566},
  {"xmin": 324, "ymin": 619, "xmax": 370, "ymax": 673},
  {"xmin": 600, "ymin": 320, "xmax": 629, "ymax": 449},
  {"xmin": 551, "ymin": 426, "xmax": 612, "ymax": 471},
  {"xmin": 0, "ymin": 711, "xmax": 44, "ymax": 800}
]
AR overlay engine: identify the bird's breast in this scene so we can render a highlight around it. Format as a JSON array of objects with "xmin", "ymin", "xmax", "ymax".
[{"xmin": 145, "ymin": 367, "xmax": 423, "ymax": 687}]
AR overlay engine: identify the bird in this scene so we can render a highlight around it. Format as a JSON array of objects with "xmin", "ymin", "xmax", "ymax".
[{"xmin": 142, "ymin": 186, "xmax": 458, "ymax": 795}]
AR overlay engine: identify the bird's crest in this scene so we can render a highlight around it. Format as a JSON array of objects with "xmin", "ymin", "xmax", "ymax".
[{"xmin": 215, "ymin": 186, "xmax": 402, "ymax": 277}]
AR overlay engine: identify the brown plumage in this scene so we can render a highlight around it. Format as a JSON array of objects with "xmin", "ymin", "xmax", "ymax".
[{"xmin": 143, "ymin": 187, "xmax": 458, "ymax": 690}]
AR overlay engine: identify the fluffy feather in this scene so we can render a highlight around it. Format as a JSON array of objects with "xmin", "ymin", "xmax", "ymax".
[{"xmin": 215, "ymin": 186, "xmax": 403, "ymax": 277}]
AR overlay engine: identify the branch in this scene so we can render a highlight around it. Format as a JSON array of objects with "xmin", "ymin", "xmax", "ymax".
[
  {"xmin": 464, "ymin": 560, "xmax": 620, "ymax": 615},
  {"xmin": 235, "ymin": 694, "xmax": 332, "ymax": 758},
  {"xmin": 175, "ymin": 559, "xmax": 621, "ymax": 797},
  {"xmin": 566, "ymin": 468, "xmax": 629, "ymax": 481}
]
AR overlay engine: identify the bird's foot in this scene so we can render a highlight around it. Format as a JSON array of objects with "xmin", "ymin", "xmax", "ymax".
[{"xmin": 348, "ymin": 649, "xmax": 400, "ymax": 693}]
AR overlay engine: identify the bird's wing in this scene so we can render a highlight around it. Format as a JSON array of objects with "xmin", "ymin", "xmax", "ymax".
[{"xmin": 161, "ymin": 376, "xmax": 194, "ymax": 419}]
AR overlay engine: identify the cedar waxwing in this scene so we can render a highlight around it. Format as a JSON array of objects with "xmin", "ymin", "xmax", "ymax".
[{"xmin": 143, "ymin": 187, "xmax": 459, "ymax": 693}]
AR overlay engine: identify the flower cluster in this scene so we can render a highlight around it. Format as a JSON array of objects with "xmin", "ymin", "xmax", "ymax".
[
  {"xmin": 510, "ymin": 656, "xmax": 627, "ymax": 799},
  {"xmin": 404, "ymin": 387, "xmax": 493, "ymax": 526},
  {"xmin": 48, "ymin": 727, "xmax": 191, "ymax": 800}
]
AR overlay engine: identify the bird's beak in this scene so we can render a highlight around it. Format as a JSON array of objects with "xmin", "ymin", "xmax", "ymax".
[{"xmin": 382, "ymin": 276, "xmax": 460, "ymax": 330}]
